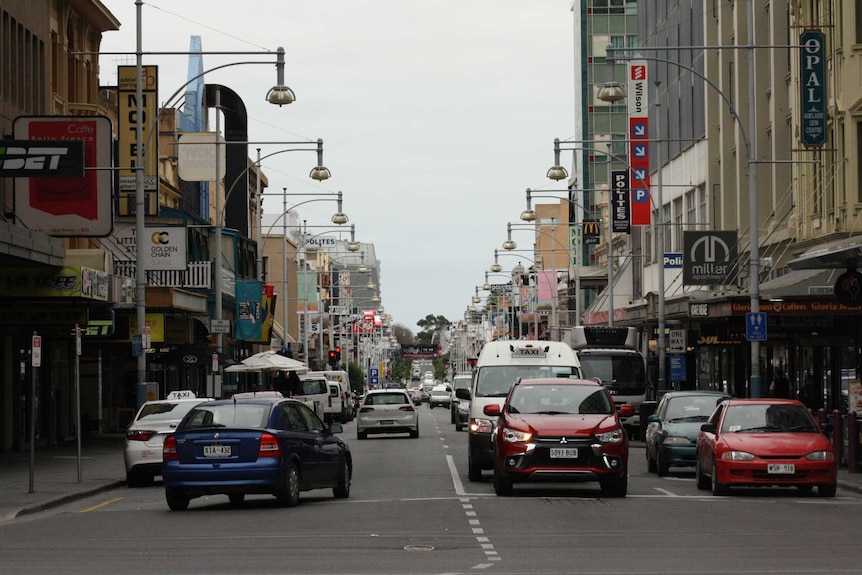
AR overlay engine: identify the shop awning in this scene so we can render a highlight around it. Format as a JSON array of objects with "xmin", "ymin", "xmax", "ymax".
[
  {"xmin": 758, "ymin": 268, "xmax": 839, "ymax": 299},
  {"xmin": 788, "ymin": 235, "xmax": 862, "ymax": 270}
]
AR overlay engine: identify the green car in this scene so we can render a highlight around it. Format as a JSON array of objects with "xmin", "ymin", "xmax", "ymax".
[{"xmin": 645, "ymin": 391, "xmax": 731, "ymax": 476}]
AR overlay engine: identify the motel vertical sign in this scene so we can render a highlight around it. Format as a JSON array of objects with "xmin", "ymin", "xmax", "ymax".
[{"xmin": 800, "ymin": 30, "xmax": 826, "ymax": 147}]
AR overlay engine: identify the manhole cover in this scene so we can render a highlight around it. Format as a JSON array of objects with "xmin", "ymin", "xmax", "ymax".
[{"xmin": 403, "ymin": 545, "xmax": 435, "ymax": 552}]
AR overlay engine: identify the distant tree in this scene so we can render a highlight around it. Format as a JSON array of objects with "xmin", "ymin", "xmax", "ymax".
[
  {"xmin": 416, "ymin": 314, "xmax": 451, "ymax": 344},
  {"xmin": 391, "ymin": 323, "xmax": 416, "ymax": 345}
]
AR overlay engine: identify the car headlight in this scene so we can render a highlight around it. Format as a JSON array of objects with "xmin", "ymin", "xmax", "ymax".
[
  {"xmin": 805, "ymin": 450, "xmax": 835, "ymax": 461},
  {"xmin": 595, "ymin": 428, "xmax": 625, "ymax": 444},
  {"xmin": 662, "ymin": 436, "xmax": 692, "ymax": 446},
  {"xmin": 502, "ymin": 427, "xmax": 532, "ymax": 444},
  {"xmin": 470, "ymin": 418, "xmax": 495, "ymax": 434},
  {"xmin": 720, "ymin": 451, "xmax": 755, "ymax": 461}
]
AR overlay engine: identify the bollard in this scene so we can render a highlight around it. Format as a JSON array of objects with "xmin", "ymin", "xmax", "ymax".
[
  {"xmin": 848, "ymin": 412, "xmax": 858, "ymax": 475},
  {"xmin": 831, "ymin": 409, "xmax": 843, "ymax": 466}
]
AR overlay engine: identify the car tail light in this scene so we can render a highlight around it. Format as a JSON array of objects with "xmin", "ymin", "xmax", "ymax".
[
  {"xmin": 360, "ymin": 406, "xmax": 374, "ymax": 413},
  {"xmin": 328, "ymin": 395, "xmax": 332, "ymax": 408},
  {"xmin": 163, "ymin": 435, "xmax": 178, "ymax": 460},
  {"xmin": 258, "ymin": 433, "xmax": 281, "ymax": 458},
  {"xmin": 126, "ymin": 429, "xmax": 156, "ymax": 442},
  {"xmin": 399, "ymin": 405, "xmax": 415, "ymax": 412}
]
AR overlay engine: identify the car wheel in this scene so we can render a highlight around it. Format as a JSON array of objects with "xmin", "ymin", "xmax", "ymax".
[
  {"xmin": 165, "ymin": 488, "xmax": 190, "ymax": 511},
  {"xmin": 467, "ymin": 455, "xmax": 482, "ymax": 482},
  {"xmin": 695, "ymin": 459, "xmax": 710, "ymax": 490},
  {"xmin": 818, "ymin": 483, "xmax": 837, "ymax": 498},
  {"xmin": 357, "ymin": 430, "xmax": 367, "ymax": 440},
  {"xmin": 333, "ymin": 458, "xmax": 351, "ymax": 499},
  {"xmin": 228, "ymin": 493, "xmax": 245, "ymax": 507},
  {"xmin": 711, "ymin": 461, "xmax": 728, "ymax": 496},
  {"xmin": 276, "ymin": 463, "xmax": 301, "ymax": 507},
  {"xmin": 601, "ymin": 472, "xmax": 628, "ymax": 498},
  {"xmin": 493, "ymin": 461, "xmax": 513, "ymax": 496},
  {"xmin": 646, "ymin": 446, "xmax": 657, "ymax": 473},
  {"xmin": 656, "ymin": 450, "xmax": 669, "ymax": 477}
]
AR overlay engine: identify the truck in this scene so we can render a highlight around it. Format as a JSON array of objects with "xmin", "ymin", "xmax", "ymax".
[{"xmin": 568, "ymin": 326, "xmax": 648, "ymax": 439}]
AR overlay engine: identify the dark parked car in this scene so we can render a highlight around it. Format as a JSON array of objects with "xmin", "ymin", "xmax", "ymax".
[
  {"xmin": 162, "ymin": 397, "xmax": 351, "ymax": 510},
  {"xmin": 644, "ymin": 391, "xmax": 730, "ymax": 476}
]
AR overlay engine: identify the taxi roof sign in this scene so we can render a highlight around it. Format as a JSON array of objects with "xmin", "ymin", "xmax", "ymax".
[
  {"xmin": 166, "ymin": 390, "xmax": 196, "ymax": 400},
  {"xmin": 511, "ymin": 345, "xmax": 549, "ymax": 358}
]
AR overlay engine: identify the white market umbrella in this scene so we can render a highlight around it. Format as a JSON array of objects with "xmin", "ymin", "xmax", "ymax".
[{"xmin": 225, "ymin": 350, "xmax": 308, "ymax": 373}]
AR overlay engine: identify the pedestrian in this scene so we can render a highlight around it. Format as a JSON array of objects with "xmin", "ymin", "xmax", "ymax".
[
  {"xmin": 798, "ymin": 374, "xmax": 822, "ymax": 411},
  {"xmin": 768, "ymin": 368, "xmax": 790, "ymax": 399}
]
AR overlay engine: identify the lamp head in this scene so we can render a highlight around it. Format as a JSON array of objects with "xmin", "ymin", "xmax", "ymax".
[
  {"xmin": 482, "ymin": 282, "xmax": 491, "ymax": 291},
  {"xmin": 347, "ymin": 241, "xmax": 360, "ymax": 252},
  {"xmin": 597, "ymin": 82, "xmax": 626, "ymax": 103},
  {"xmin": 546, "ymin": 165, "xmax": 569, "ymax": 181},
  {"xmin": 268, "ymin": 47, "xmax": 296, "ymax": 106},
  {"xmin": 520, "ymin": 209, "xmax": 537, "ymax": 222},
  {"xmin": 502, "ymin": 239, "xmax": 517, "ymax": 251},
  {"xmin": 490, "ymin": 263, "xmax": 502, "ymax": 273},
  {"xmin": 309, "ymin": 166, "xmax": 331, "ymax": 181},
  {"xmin": 331, "ymin": 212, "xmax": 349, "ymax": 225}
]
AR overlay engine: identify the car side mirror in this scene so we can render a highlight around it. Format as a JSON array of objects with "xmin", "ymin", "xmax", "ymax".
[
  {"xmin": 618, "ymin": 404, "xmax": 636, "ymax": 418},
  {"xmin": 328, "ymin": 423, "xmax": 343, "ymax": 435},
  {"xmin": 647, "ymin": 414, "xmax": 661, "ymax": 423},
  {"xmin": 483, "ymin": 404, "xmax": 501, "ymax": 416},
  {"xmin": 456, "ymin": 388, "xmax": 471, "ymax": 400},
  {"xmin": 700, "ymin": 422, "xmax": 717, "ymax": 434}
]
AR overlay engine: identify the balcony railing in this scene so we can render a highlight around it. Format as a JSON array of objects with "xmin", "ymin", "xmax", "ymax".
[{"xmin": 113, "ymin": 260, "xmax": 212, "ymax": 290}]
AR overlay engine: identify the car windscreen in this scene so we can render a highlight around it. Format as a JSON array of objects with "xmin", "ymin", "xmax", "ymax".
[
  {"xmin": 664, "ymin": 395, "xmax": 724, "ymax": 422},
  {"xmin": 298, "ymin": 379, "xmax": 327, "ymax": 395},
  {"xmin": 720, "ymin": 403, "xmax": 819, "ymax": 433},
  {"xmin": 508, "ymin": 384, "xmax": 612, "ymax": 415},
  {"xmin": 136, "ymin": 401, "xmax": 199, "ymax": 422},
  {"xmin": 475, "ymin": 366, "xmax": 580, "ymax": 397},
  {"xmin": 578, "ymin": 354, "xmax": 646, "ymax": 395},
  {"xmin": 180, "ymin": 404, "xmax": 271, "ymax": 429}
]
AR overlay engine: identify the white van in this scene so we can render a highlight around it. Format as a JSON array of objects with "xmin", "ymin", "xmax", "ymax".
[
  {"xmin": 461, "ymin": 340, "xmax": 581, "ymax": 482},
  {"xmin": 321, "ymin": 370, "xmax": 353, "ymax": 422},
  {"xmin": 290, "ymin": 373, "xmax": 329, "ymax": 421}
]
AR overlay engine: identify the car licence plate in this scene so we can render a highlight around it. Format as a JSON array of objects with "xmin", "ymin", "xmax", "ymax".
[
  {"xmin": 379, "ymin": 420, "xmax": 394, "ymax": 425},
  {"xmin": 550, "ymin": 448, "xmax": 578, "ymax": 459},
  {"xmin": 767, "ymin": 463, "xmax": 795, "ymax": 474},
  {"xmin": 204, "ymin": 445, "xmax": 231, "ymax": 457}
]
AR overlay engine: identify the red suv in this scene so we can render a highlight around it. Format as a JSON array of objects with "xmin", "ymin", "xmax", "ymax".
[{"xmin": 484, "ymin": 378, "xmax": 636, "ymax": 497}]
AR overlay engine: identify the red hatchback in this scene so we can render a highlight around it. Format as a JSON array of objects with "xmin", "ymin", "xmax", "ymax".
[
  {"xmin": 484, "ymin": 378, "xmax": 635, "ymax": 497},
  {"xmin": 695, "ymin": 398, "xmax": 837, "ymax": 497}
]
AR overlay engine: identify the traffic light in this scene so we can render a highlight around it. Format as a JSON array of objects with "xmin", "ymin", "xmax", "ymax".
[
  {"xmin": 334, "ymin": 346, "xmax": 341, "ymax": 363},
  {"xmin": 328, "ymin": 350, "xmax": 337, "ymax": 367}
]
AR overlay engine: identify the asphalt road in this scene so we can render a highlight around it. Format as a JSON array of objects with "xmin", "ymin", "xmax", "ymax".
[{"xmin": 3, "ymin": 404, "xmax": 862, "ymax": 574}]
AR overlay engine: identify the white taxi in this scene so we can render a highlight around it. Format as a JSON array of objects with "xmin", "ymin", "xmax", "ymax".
[{"xmin": 124, "ymin": 390, "xmax": 213, "ymax": 487}]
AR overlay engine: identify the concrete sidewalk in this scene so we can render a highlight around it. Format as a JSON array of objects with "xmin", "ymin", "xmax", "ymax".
[
  {"xmin": 0, "ymin": 435, "xmax": 125, "ymax": 523},
  {"xmin": 2, "ymin": 437, "xmax": 862, "ymax": 523}
]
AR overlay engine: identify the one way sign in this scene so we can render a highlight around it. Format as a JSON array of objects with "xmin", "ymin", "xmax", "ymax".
[{"xmin": 746, "ymin": 312, "xmax": 767, "ymax": 342}]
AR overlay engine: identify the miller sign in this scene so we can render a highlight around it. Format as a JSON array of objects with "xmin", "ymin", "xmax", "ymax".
[{"xmin": 683, "ymin": 231, "xmax": 737, "ymax": 286}]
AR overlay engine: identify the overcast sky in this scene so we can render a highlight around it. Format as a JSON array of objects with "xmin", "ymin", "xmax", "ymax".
[{"xmin": 99, "ymin": 0, "xmax": 575, "ymax": 333}]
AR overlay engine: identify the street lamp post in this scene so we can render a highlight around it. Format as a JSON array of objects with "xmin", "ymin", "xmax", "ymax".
[
  {"xmin": 599, "ymin": 29, "xmax": 761, "ymax": 395},
  {"xmin": 133, "ymin": 0, "xmax": 296, "ymax": 387}
]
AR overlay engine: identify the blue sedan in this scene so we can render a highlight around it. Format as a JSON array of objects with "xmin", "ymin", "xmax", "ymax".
[
  {"xmin": 645, "ymin": 391, "xmax": 730, "ymax": 476},
  {"xmin": 162, "ymin": 397, "xmax": 351, "ymax": 510}
]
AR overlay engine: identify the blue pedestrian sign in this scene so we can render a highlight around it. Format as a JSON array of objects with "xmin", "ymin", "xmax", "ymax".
[{"xmin": 746, "ymin": 312, "xmax": 767, "ymax": 342}]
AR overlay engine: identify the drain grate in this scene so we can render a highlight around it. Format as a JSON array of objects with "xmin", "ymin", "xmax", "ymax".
[{"xmin": 403, "ymin": 545, "xmax": 435, "ymax": 552}]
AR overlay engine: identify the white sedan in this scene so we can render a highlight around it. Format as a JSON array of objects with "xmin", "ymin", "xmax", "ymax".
[
  {"xmin": 124, "ymin": 391, "xmax": 213, "ymax": 487},
  {"xmin": 356, "ymin": 389, "xmax": 419, "ymax": 439}
]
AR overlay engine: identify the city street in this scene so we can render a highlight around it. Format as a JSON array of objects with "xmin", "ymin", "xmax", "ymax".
[{"xmin": 2, "ymin": 405, "xmax": 862, "ymax": 575}]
